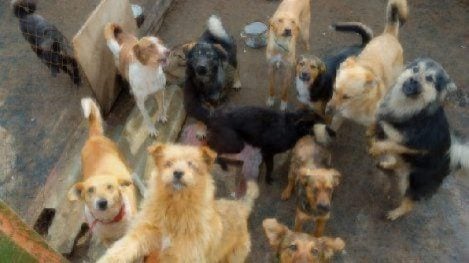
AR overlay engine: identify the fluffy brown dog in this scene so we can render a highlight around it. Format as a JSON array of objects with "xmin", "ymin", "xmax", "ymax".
[
  {"xmin": 281, "ymin": 136, "xmax": 340, "ymax": 237},
  {"xmin": 263, "ymin": 218, "xmax": 345, "ymax": 263},
  {"xmin": 266, "ymin": 0, "xmax": 311, "ymax": 111},
  {"xmin": 68, "ymin": 98, "xmax": 137, "ymax": 246},
  {"xmin": 326, "ymin": 0, "xmax": 408, "ymax": 132},
  {"xmin": 97, "ymin": 143, "xmax": 259, "ymax": 263}
]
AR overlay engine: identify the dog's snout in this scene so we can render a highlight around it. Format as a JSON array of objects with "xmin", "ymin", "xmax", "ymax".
[
  {"xmin": 300, "ymin": 72, "xmax": 310, "ymax": 81},
  {"xmin": 173, "ymin": 170, "xmax": 184, "ymax": 180},
  {"xmin": 316, "ymin": 203, "xmax": 330, "ymax": 213},
  {"xmin": 97, "ymin": 199, "xmax": 108, "ymax": 211},
  {"xmin": 283, "ymin": 28, "xmax": 292, "ymax": 36},
  {"xmin": 196, "ymin": 65, "xmax": 208, "ymax": 75},
  {"xmin": 163, "ymin": 49, "xmax": 170, "ymax": 57},
  {"xmin": 403, "ymin": 79, "xmax": 421, "ymax": 96}
]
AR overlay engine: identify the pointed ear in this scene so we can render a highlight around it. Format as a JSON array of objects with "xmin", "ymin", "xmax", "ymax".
[
  {"xmin": 68, "ymin": 183, "xmax": 84, "ymax": 201},
  {"xmin": 118, "ymin": 178, "xmax": 132, "ymax": 187},
  {"xmin": 200, "ymin": 146, "xmax": 217, "ymax": 167},
  {"xmin": 182, "ymin": 41, "xmax": 196, "ymax": 56},
  {"xmin": 148, "ymin": 143, "xmax": 165, "ymax": 162},
  {"xmin": 213, "ymin": 44, "xmax": 228, "ymax": 60},
  {"xmin": 341, "ymin": 57, "xmax": 356, "ymax": 68},
  {"xmin": 330, "ymin": 169, "xmax": 341, "ymax": 187},
  {"xmin": 319, "ymin": 237, "xmax": 345, "ymax": 259},
  {"xmin": 262, "ymin": 218, "xmax": 289, "ymax": 250}
]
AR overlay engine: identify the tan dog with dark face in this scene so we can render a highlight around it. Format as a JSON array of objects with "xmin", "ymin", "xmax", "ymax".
[
  {"xmin": 97, "ymin": 143, "xmax": 259, "ymax": 263},
  {"xmin": 326, "ymin": 0, "xmax": 408, "ymax": 132},
  {"xmin": 295, "ymin": 55, "xmax": 326, "ymax": 113},
  {"xmin": 266, "ymin": 0, "xmax": 311, "ymax": 111},
  {"xmin": 68, "ymin": 98, "xmax": 137, "ymax": 246},
  {"xmin": 263, "ymin": 218, "xmax": 345, "ymax": 263},
  {"xmin": 281, "ymin": 136, "xmax": 340, "ymax": 237}
]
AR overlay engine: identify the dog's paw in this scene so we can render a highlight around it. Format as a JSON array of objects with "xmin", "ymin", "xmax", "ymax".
[
  {"xmin": 196, "ymin": 130, "xmax": 207, "ymax": 140},
  {"xmin": 377, "ymin": 155, "xmax": 397, "ymax": 170},
  {"xmin": 147, "ymin": 126, "xmax": 159, "ymax": 138},
  {"xmin": 368, "ymin": 143, "xmax": 381, "ymax": 157},
  {"xmin": 233, "ymin": 80, "xmax": 242, "ymax": 90},
  {"xmin": 266, "ymin": 97, "xmax": 275, "ymax": 107},
  {"xmin": 280, "ymin": 101, "xmax": 288, "ymax": 111},
  {"xmin": 157, "ymin": 114, "xmax": 168, "ymax": 123},
  {"xmin": 280, "ymin": 189, "xmax": 291, "ymax": 200},
  {"xmin": 387, "ymin": 208, "xmax": 404, "ymax": 221}
]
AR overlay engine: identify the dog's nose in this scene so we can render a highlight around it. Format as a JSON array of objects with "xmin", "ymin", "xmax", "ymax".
[
  {"xmin": 316, "ymin": 203, "xmax": 330, "ymax": 213},
  {"xmin": 300, "ymin": 72, "xmax": 310, "ymax": 81},
  {"xmin": 173, "ymin": 170, "xmax": 184, "ymax": 180},
  {"xmin": 97, "ymin": 199, "xmax": 108, "ymax": 211},
  {"xmin": 325, "ymin": 105, "xmax": 334, "ymax": 115},
  {"xmin": 283, "ymin": 28, "xmax": 292, "ymax": 36},
  {"xmin": 403, "ymin": 79, "xmax": 421, "ymax": 96},
  {"xmin": 163, "ymin": 49, "xmax": 170, "ymax": 57},
  {"xmin": 196, "ymin": 65, "xmax": 207, "ymax": 75}
]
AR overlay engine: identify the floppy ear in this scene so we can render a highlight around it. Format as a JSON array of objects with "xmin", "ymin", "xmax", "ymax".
[
  {"xmin": 182, "ymin": 41, "xmax": 196, "ymax": 56},
  {"xmin": 68, "ymin": 183, "xmax": 84, "ymax": 201},
  {"xmin": 319, "ymin": 237, "xmax": 345, "ymax": 259},
  {"xmin": 213, "ymin": 44, "xmax": 228, "ymax": 60},
  {"xmin": 200, "ymin": 146, "xmax": 217, "ymax": 167},
  {"xmin": 262, "ymin": 218, "xmax": 289, "ymax": 250},
  {"xmin": 330, "ymin": 169, "xmax": 341, "ymax": 187},
  {"xmin": 118, "ymin": 178, "xmax": 132, "ymax": 187},
  {"xmin": 133, "ymin": 43, "xmax": 147, "ymax": 65},
  {"xmin": 148, "ymin": 143, "xmax": 165, "ymax": 163}
]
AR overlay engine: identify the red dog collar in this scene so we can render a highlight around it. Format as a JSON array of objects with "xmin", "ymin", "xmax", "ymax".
[{"xmin": 89, "ymin": 205, "xmax": 125, "ymax": 232}]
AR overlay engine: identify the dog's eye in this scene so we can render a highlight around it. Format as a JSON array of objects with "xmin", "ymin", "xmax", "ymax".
[
  {"xmin": 425, "ymin": 75, "xmax": 434, "ymax": 82},
  {"xmin": 299, "ymin": 61, "xmax": 305, "ymax": 66},
  {"xmin": 311, "ymin": 248, "xmax": 319, "ymax": 256},
  {"xmin": 107, "ymin": 184, "xmax": 113, "ymax": 190},
  {"xmin": 278, "ymin": 18, "xmax": 283, "ymax": 23},
  {"xmin": 188, "ymin": 161, "xmax": 196, "ymax": 169},
  {"xmin": 288, "ymin": 244, "xmax": 298, "ymax": 251},
  {"xmin": 87, "ymin": 187, "xmax": 95, "ymax": 194},
  {"xmin": 165, "ymin": 161, "xmax": 173, "ymax": 168},
  {"xmin": 412, "ymin": 67, "xmax": 419, "ymax": 73},
  {"xmin": 342, "ymin": 94, "xmax": 350, "ymax": 100},
  {"xmin": 310, "ymin": 65, "xmax": 316, "ymax": 69}
]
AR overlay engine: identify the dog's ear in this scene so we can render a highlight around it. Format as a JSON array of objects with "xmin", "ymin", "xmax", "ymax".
[
  {"xmin": 262, "ymin": 218, "xmax": 289, "ymax": 250},
  {"xmin": 68, "ymin": 183, "xmax": 84, "ymax": 201},
  {"xmin": 182, "ymin": 41, "xmax": 196, "ymax": 56},
  {"xmin": 330, "ymin": 169, "xmax": 341, "ymax": 187},
  {"xmin": 318, "ymin": 237, "xmax": 345, "ymax": 259},
  {"xmin": 340, "ymin": 57, "xmax": 356, "ymax": 68},
  {"xmin": 148, "ymin": 143, "xmax": 165, "ymax": 162},
  {"xmin": 298, "ymin": 168, "xmax": 311, "ymax": 184},
  {"xmin": 200, "ymin": 146, "xmax": 217, "ymax": 167},
  {"xmin": 118, "ymin": 178, "xmax": 132, "ymax": 187},
  {"xmin": 318, "ymin": 60, "xmax": 326, "ymax": 74},
  {"xmin": 213, "ymin": 44, "xmax": 228, "ymax": 60}
]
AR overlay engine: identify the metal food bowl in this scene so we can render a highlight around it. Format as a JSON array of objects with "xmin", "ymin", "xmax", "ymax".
[{"xmin": 241, "ymin": 21, "xmax": 268, "ymax": 48}]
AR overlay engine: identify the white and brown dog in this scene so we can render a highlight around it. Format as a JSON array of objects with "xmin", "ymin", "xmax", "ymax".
[
  {"xmin": 68, "ymin": 98, "xmax": 137, "ymax": 246},
  {"xmin": 104, "ymin": 23, "xmax": 170, "ymax": 137},
  {"xmin": 266, "ymin": 0, "xmax": 311, "ymax": 111}
]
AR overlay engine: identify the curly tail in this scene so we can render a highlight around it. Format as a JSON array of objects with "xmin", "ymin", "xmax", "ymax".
[
  {"xmin": 384, "ymin": 0, "xmax": 408, "ymax": 36},
  {"xmin": 104, "ymin": 23, "xmax": 124, "ymax": 59},
  {"xmin": 12, "ymin": 0, "xmax": 36, "ymax": 18},
  {"xmin": 450, "ymin": 133, "xmax": 469, "ymax": 174},
  {"xmin": 81, "ymin": 97, "xmax": 103, "ymax": 137},
  {"xmin": 331, "ymin": 22, "xmax": 374, "ymax": 46},
  {"xmin": 241, "ymin": 181, "xmax": 260, "ymax": 213}
]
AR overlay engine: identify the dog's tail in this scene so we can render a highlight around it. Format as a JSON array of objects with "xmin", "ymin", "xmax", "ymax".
[
  {"xmin": 313, "ymin": 124, "xmax": 336, "ymax": 146},
  {"xmin": 207, "ymin": 15, "xmax": 231, "ymax": 44},
  {"xmin": 104, "ymin": 23, "xmax": 124, "ymax": 58},
  {"xmin": 81, "ymin": 97, "xmax": 104, "ymax": 137},
  {"xmin": 450, "ymin": 132, "xmax": 469, "ymax": 174},
  {"xmin": 331, "ymin": 22, "xmax": 374, "ymax": 46},
  {"xmin": 12, "ymin": 0, "xmax": 36, "ymax": 18},
  {"xmin": 240, "ymin": 181, "xmax": 260, "ymax": 213},
  {"xmin": 384, "ymin": 0, "xmax": 408, "ymax": 36}
]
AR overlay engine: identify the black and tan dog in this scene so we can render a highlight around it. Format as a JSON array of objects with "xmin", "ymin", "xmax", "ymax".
[
  {"xmin": 184, "ymin": 15, "xmax": 241, "ymax": 139},
  {"xmin": 281, "ymin": 136, "xmax": 340, "ymax": 237},
  {"xmin": 206, "ymin": 107, "xmax": 335, "ymax": 184},
  {"xmin": 295, "ymin": 22, "xmax": 373, "ymax": 119},
  {"xmin": 12, "ymin": 0, "xmax": 80, "ymax": 85},
  {"xmin": 370, "ymin": 58, "xmax": 469, "ymax": 220}
]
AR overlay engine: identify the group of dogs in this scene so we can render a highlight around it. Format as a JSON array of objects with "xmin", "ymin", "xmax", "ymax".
[{"xmin": 13, "ymin": 0, "xmax": 468, "ymax": 262}]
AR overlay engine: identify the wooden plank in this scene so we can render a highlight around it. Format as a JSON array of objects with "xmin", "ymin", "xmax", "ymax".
[
  {"xmin": 140, "ymin": 0, "xmax": 174, "ymax": 34},
  {"xmin": 72, "ymin": 0, "xmax": 137, "ymax": 114}
]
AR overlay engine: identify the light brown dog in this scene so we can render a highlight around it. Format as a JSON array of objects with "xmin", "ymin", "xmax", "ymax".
[
  {"xmin": 326, "ymin": 0, "xmax": 408, "ymax": 132},
  {"xmin": 281, "ymin": 136, "xmax": 340, "ymax": 237},
  {"xmin": 266, "ymin": 0, "xmax": 311, "ymax": 111},
  {"xmin": 263, "ymin": 218, "xmax": 345, "ymax": 263},
  {"xmin": 97, "ymin": 143, "xmax": 259, "ymax": 263},
  {"xmin": 68, "ymin": 98, "xmax": 137, "ymax": 246}
]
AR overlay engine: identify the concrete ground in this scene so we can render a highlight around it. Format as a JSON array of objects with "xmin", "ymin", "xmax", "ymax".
[{"xmin": 157, "ymin": 0, "xmax": 468, "ymax": 262}]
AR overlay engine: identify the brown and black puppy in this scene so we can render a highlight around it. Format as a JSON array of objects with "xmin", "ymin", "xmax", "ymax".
[
  {"xmin": 263, "ymin": 218, "xmax": 345, "ymax": 263},
  {"xmin": 281, "ymin": 136, "xmax": 340, "ymax": 237},
  {"xmin": 266, "ymin": 0, "xmax": 311, "ymax": 111}
]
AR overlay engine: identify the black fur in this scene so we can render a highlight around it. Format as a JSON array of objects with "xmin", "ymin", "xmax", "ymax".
[
  {"xmin": 304, "ymin": 23, "xmax": 372, "ymax": 103},
  {"xmin": 12, "ymin": 0, "xmax": 81, "ymax": 86},
  {"xmin": 206, "ymin": 107, "xmax": 327, "ymax": 184}
]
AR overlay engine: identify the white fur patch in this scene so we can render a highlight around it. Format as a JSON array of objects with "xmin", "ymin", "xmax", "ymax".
[
  {"xmin": 106, "ymin": 39, "xmax": 121, "ymax": 66},
  {"xmin": 313, "ymin": 124, "xmax": 332, "ymax": 145},
  {"xmin": 81, "ymin": 98, "xmax": 93, "ymax": 119},
  {"xmin": 295, "ymin": 77, "xmax": 311, "ymax": 105},
  {"xmin": 129, "ymin": 61, "xmax": 166, "ymax": 99},
  {"xmin": 207, "ymin": 15, "xmax": 229, "ymax": 41},
  {"xmin": 450, "ymin": 136, "xmax": 469, "ymax": 172},
  {"xmin": 161, "ymin": 236, "xmax": 171, "ymax": 250},
  {"xmin": 280, "ymin": 100, "xmax": 288, "ymax": 111}
]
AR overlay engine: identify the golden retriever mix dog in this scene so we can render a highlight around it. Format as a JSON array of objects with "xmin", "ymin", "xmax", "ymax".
[
  {"xmin": 97, "ymin": 143, "xmax": 259, "ymax": 263},
  {"xmin": 326, "ymin": 0, "xmax": 408, "ymax": 132},
  {"xmin": 263, "ymin": 218, "xmax": 345, "ymax": 263},
  {"xmin": 68, "ymin": 98, "xmax": 137, "ymax": 246},
  {"xmin": 281, "ymin": 136, "xmax": 340, "ymax": 237},
  {"xmin": 104, "ymin": 23, "xmax": 170, "ymax": 137},
  {"xmin": 266, "ymin": 0, "xmax": 311, "ymax": 111}
]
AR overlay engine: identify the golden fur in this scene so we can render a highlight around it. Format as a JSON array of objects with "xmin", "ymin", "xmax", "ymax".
[
  {"xmin": 281, "ymin": 136, "xmax": 340, "ymax": 237},
  {"xmin": 68, "ymin": 98, "xmax": 137, "ymax": 246},
  {"xmin": 263, "ymin": 218, "xmax": 345, "ymax": 263},
  {"xmin": 97, "ymin": 143, "xmax": 259, "ymax": 263},
  {"xmin": 266, "ymin": 0, "xmax": 311, "ymax": 111}
]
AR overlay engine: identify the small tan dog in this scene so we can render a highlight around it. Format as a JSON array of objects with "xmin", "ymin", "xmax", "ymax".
[
  {"xmin": 263, "ymin": 218, "xmax": 345, "ymax": 263},
  {"xmin": 326, "ymin": 0, "xmax": 408, "ymax": 131},
  {"xmin": 68, "ymin": 98, "xmax": 137, "ymax": 246},
  {"xmin": 266, "ymin": 0, "xmax": 311, "ymax": 111},
  {"xmin": 97, "ymin": 143, "xmax": 259, "ymax": 263},
  {"xmin": 281, "ymin": 136, "xmax": 340, "ymax": 237}
]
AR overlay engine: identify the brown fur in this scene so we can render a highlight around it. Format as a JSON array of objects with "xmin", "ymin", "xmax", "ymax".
[
  {"xmin": 295, "ymin": 55, "xmax": 327, "ymax": 114},
  {"xmin": 97, "ymin": 143, "xmax": 259, "ymax": 263},
  {"xmin": 266, "ymin": 0, "xmax": 311, "ymax": 110},
  {"xmin": 281, "ymin": 136, "xmax": 340, "ymax": 237},
  {"xmin": 263, "ymin": 218, "xmax": 345, "ymax": 263}
]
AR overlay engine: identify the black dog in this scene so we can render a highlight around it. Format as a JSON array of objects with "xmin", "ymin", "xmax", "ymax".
[
  {"xmin": 295, "ymin": 22, "xmax": 373, "ymax": 113},
  {"xmin": 371, "ymin": 58, "xmax": 468, "ymax": 220},
  {"xmin": 206, "ymin": 107, "xmax": 335, "ymax": 184},
  {"xmin": 184, "ymin": 15, "xmax": 241, "ymax": 125},
  {"xmin": 12, "ymin": 0, "xmax": 80, "ymax": 85}
]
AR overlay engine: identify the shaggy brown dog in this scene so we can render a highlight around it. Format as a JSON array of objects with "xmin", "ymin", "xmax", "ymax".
[
  {"xmin": 263, "ymin": 218, "xmax": 345, "ymax": 263},
  {"xmin": 68, "ymin": 98, "xmax": 137, "ymax": 246},
  {"xmin": 281, "ymin": 136, "xmax": 340, "ymax": 237},
  {"xmin": 97, "ymin": 143, "xmax": 259, "ymax": 263},
  {"xmin": 326, "ymin": 0, "xmax": 408, "ymax": 132},
  {"xmin": 266, "ymin": 0, "xmax": 311, "ymax": 111}
]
